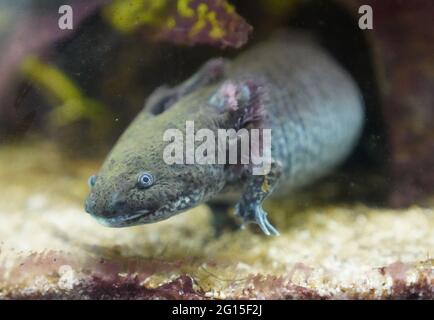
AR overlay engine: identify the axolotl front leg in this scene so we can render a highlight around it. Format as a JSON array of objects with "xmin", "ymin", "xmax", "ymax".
[
  {"xmin": 208, "ymin": 78, "xmax": 283, "ymax": 236},
  {"xmin": 236, "ymin": 161, "xmax": 283, "ymax": 236}
]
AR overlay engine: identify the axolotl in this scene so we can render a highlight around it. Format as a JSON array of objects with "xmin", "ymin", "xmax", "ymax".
[{"xmin": 84, "ymin": 32, "xmax": 364, "ymax": 236}]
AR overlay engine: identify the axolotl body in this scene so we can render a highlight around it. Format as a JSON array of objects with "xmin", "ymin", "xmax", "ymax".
[{"xmin": 85, "ymin": 32, "xmax": 364, "ymax": 235}]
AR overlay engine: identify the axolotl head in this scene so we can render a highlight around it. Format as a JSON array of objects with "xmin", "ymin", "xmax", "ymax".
[{"xmin": 84, "ymin": 106, "xmax": 227, "ymax": 227}]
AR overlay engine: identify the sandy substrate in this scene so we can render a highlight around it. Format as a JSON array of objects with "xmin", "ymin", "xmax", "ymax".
[{"xmin": 0, "ymin": 142, "xmax": 433, "ymax": 299}]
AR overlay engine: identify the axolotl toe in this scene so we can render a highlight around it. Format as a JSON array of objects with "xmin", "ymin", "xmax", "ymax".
[{"xmin": 84, "ymin": 32, "xmax": 364, "ymax": 235}]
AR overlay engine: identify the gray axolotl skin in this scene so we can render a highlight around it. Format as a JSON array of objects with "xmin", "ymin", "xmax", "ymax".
[{"xmin": 85, "ymin": 32, "xmax": 364, "ymax": 236}]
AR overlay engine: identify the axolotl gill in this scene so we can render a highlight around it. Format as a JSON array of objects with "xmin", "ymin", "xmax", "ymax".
[{"xmin": 84, "ymin": 32, "xmax": 364, "ymax": 236}]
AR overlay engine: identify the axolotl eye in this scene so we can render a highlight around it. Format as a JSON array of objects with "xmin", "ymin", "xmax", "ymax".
[
  {"xmin": 88, "ymin": 175, "xmax": 97, "ymax": 188},
  {"xmin": 137, "ymin": 172, "xmax": 154, "ymax": 189}
]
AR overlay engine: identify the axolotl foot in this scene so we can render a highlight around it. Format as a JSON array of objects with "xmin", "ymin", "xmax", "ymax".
[
  {"xmin": 235, "ymin": 201, "xmax": 280, "ymax": 236},
  {"xmin": 234, "ymin": 160, "xmax": 283, "ymax": 236}
]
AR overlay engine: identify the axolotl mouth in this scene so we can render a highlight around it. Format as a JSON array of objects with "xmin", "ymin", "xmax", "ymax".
[
  {"xmin": 87, "ymin": 192, "xmax": 205, "ymax": 228},
  {"xmin": 91, "ymin": 209, "xmax": 158, "ymax": 228}
]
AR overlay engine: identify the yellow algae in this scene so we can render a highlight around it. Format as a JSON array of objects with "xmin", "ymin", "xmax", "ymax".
[
  {"xmin": 177, "ymin": 0, "xmax": 195, "ymax": 18},
  {"xmin": 21, "ymin": 56, "xmax": 82, "ymax": 102},
  {"xmin": 103, "ymin": 0, "xmax": 168, "ymax": 33},
  {"xmin": 20, "ymin": 56, "xmax": 106, "ymax": 126},
  {"xmin": 100, "ymin": 0, "xmax": 250, "ymax": 47},
  {"xmin": 189, "ymin": 3, "xmax": 209, "ymax": 38},
  {"xmin": 188, "ymin": 3, "xmax": 225, "ymax": 40},
  {"xmin": 223, "ymin": 1, "xmax": 235, "ymax": 14},
  {"xmin": 207, "ymin": 11, "xmax": 225, "ymax": 39}
]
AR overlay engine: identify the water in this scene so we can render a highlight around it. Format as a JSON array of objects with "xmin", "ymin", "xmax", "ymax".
[{"xmin": 0, "ymin": 0, "xmax": 433, "ymax": 299}]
